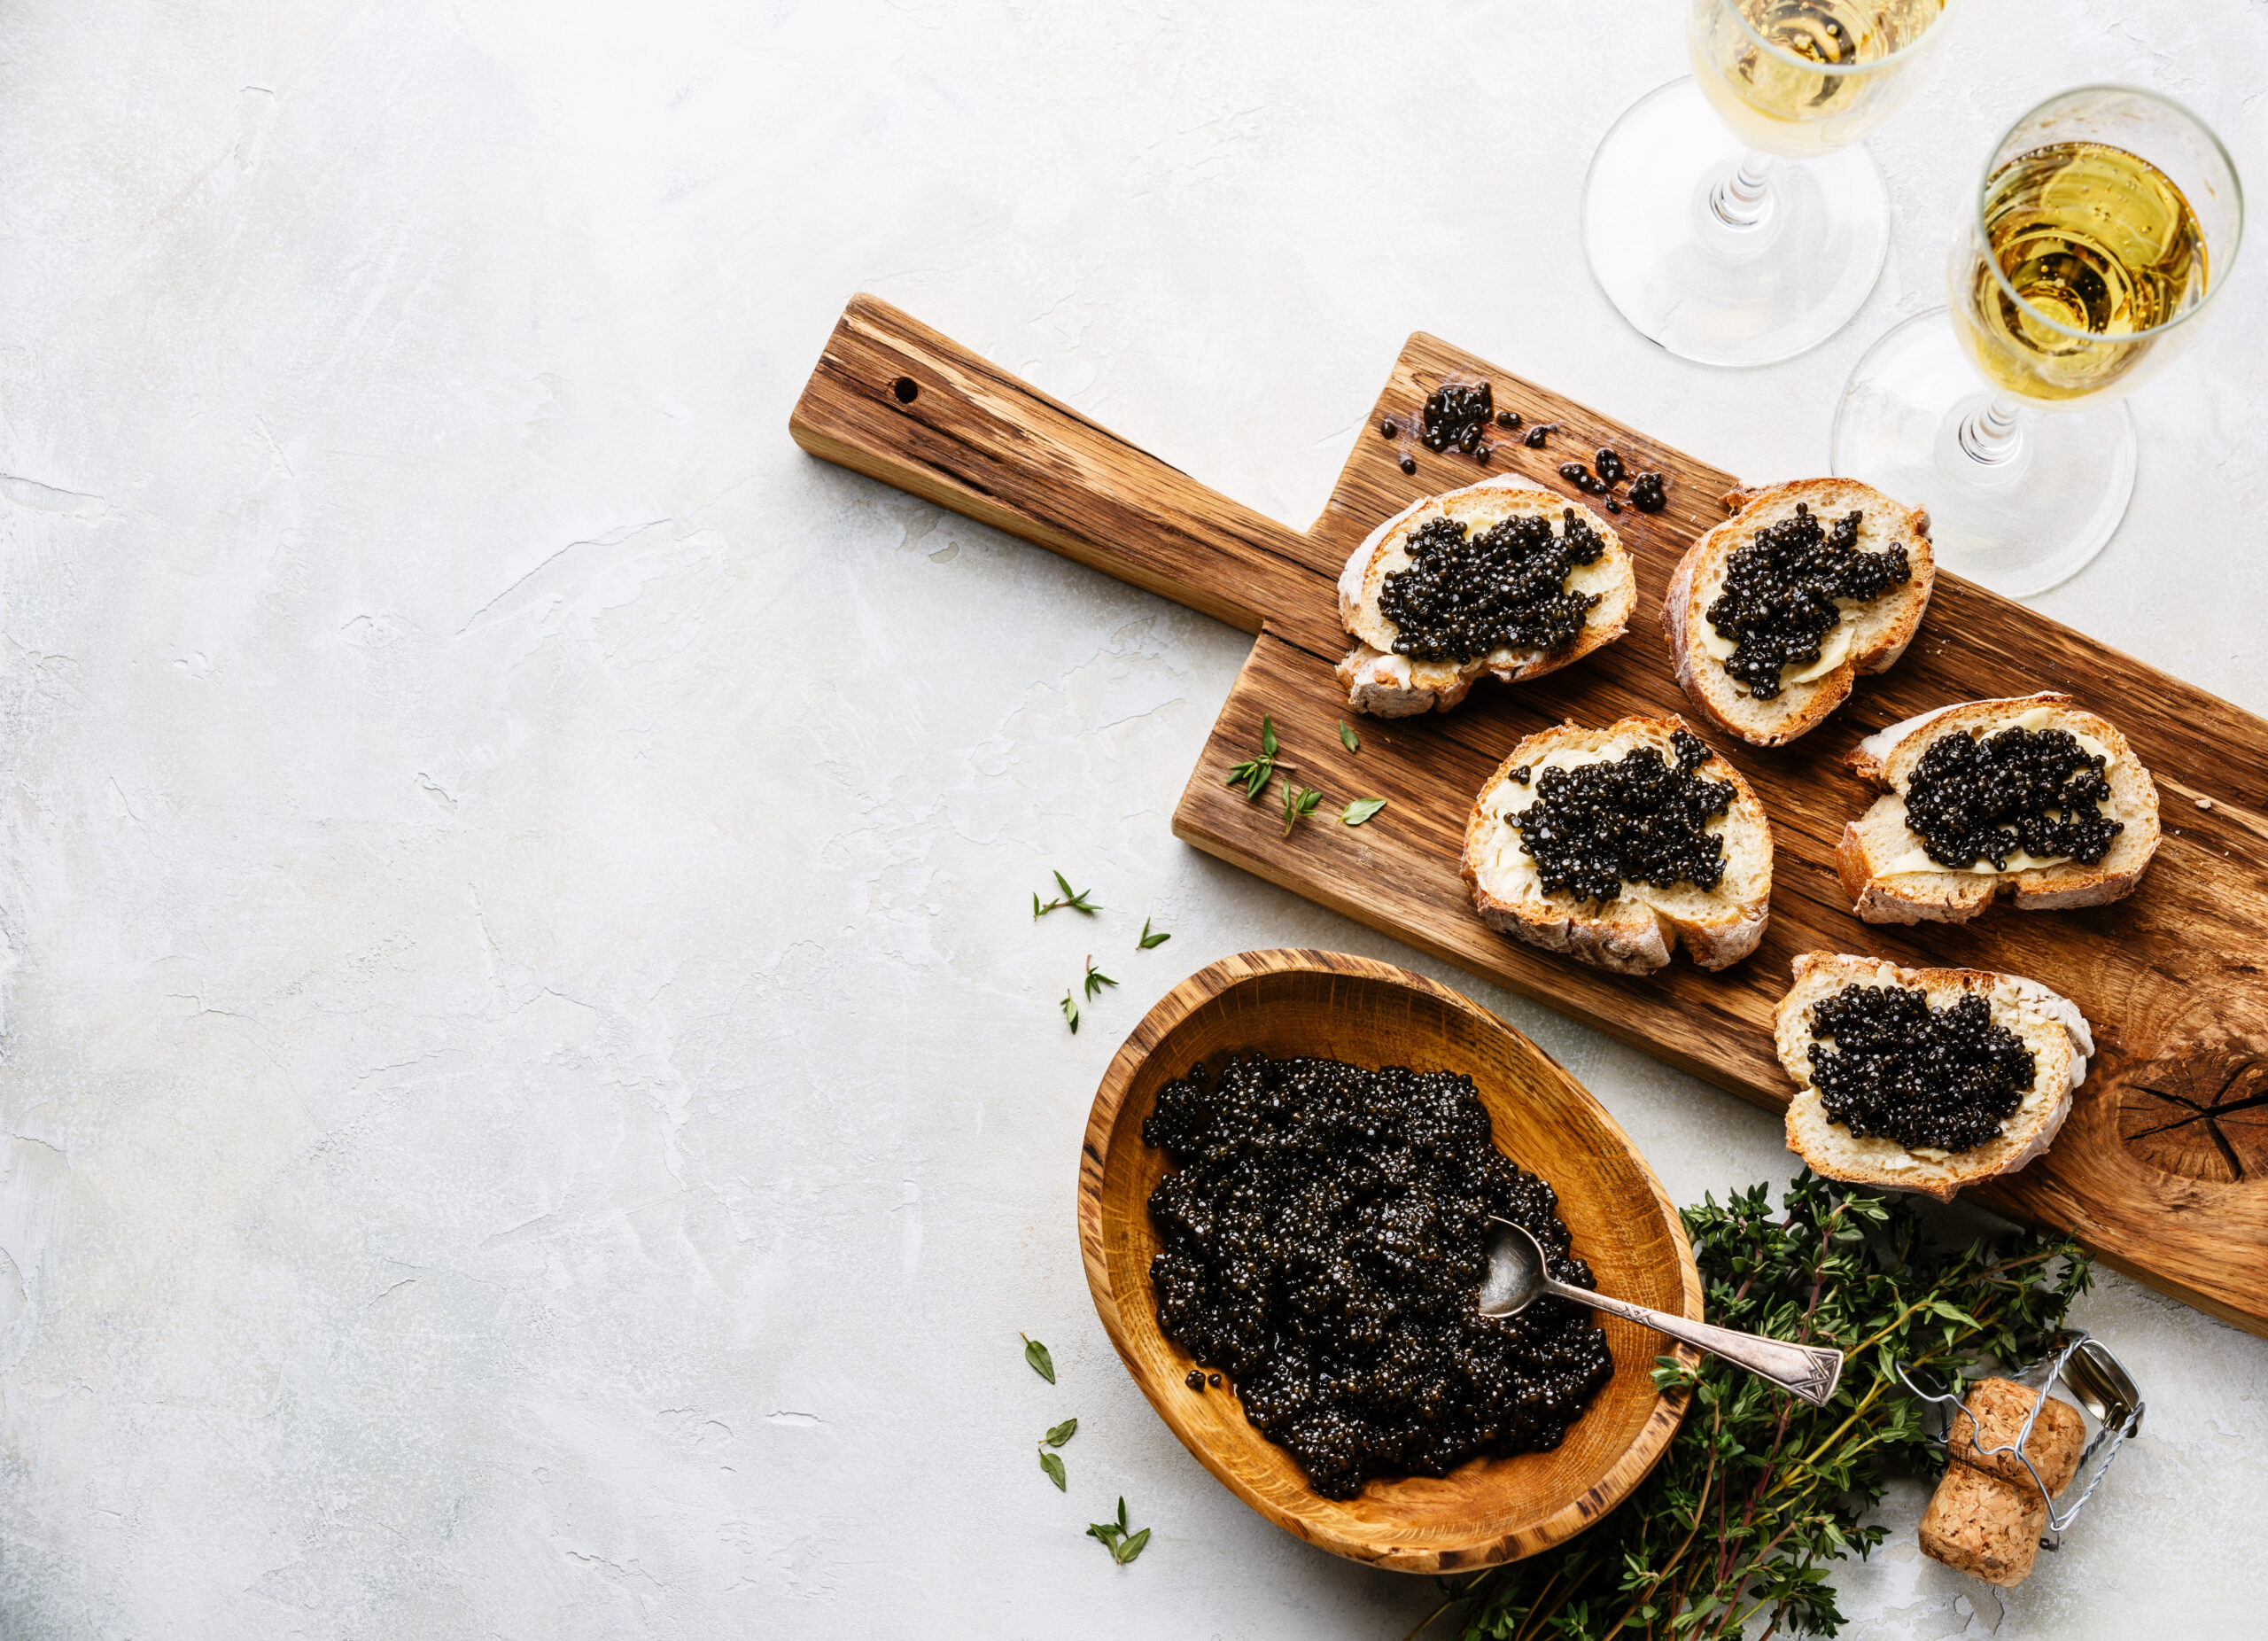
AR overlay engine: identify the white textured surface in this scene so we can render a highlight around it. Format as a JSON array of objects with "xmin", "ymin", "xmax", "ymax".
[{"xmin": 2, "ymin": 2, "xmax": 2264, "ymax": 1636}]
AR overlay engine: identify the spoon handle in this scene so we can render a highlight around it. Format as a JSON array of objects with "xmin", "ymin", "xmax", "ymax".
[{"xmin": 1549, "ymin": 1281, "xmax": 1845, "ymax": 1406}]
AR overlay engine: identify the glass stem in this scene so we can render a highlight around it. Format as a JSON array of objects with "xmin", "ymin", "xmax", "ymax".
[
  {"xmin": 1958, "ymin": 395, "xmax": 2025, "ymax": 466},
  {"xmin": 1710, "ymin": 151, "xmax": 1775, "ymax": 230}
]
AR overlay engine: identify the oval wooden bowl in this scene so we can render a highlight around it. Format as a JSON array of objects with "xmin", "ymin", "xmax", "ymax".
[{"xmin": 1077, "ymin": 948, "xmax": 1703, "ymax": 1573}]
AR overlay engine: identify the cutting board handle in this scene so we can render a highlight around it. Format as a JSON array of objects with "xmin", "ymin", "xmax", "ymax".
[{"xmin": 789, "ymin": 295, "xmax": 1325, "ymax": 635}]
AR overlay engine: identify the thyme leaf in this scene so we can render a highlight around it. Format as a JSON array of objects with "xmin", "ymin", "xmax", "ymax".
[
  {"xmin": 1340, "ymin": 720, "xmax": 1361, "ymax": 752},
  {"xmin": 1021, "ymin": 1334, "xmax": 1056, "ymax": 1384},
  {"xmin": 1340, "ymin": 797, "xmax": 1387, "ymax": 827},
  {"xmin": 1039, "ymin": 1450, "xmax": 1067, "ymax": 1491},
  {"xmin": 1082, "ymin": 958, "xmax": 1118, "ymax": 1002},
  {"xmin": 1060, "ymin": 992, "xmax": 1077, "ymax": 1034},
  {"xmin": 1044, "ymin": 1418, "xmax": 1078, "ymax": 1447},
  {"xmin": 1138, "ymin": 918, "xmax": 1171, "ymax": 950},
  {"xmin": 1433, "ymin": 1172, "xmax": 2090, "ymax": 1641}
]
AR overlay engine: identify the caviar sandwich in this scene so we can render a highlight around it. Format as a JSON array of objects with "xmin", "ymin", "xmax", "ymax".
[
  {"xmin": 1774, "ymin": 952, "xmax": 2093, "ymax": 1202},
  {"xmin": 1662, "ymin": 478, "xmax": 1935, "ymax": 747},
  {"xmin": 1837, "ymin": 692, "xmax": 2160, "ymax": 924},
  {"xmin": 1461, "ymin": 715, "xmax": 1772, "ymax": 975},
  {"xmin": 1336, "ymin": 477, "xmax": 1635, "ymax": 717}
]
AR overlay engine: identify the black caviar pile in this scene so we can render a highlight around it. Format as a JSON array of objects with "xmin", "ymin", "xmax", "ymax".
[
  {"xmin": 1704, "ymin": 503, "xmax": 1909, "ymax": 699},
  {"xmin": 1505, "ymin": 730, "xmax": 1734, "ymax": 903},
  {"xmin": 1143, "ymin": 1054, "xmax": 1612, "ymax": 1500},
  {"xmin": 1809, "ymin": 984, "xmax": 2038, "ymax": 1153},
  {"xmin": 1904, "ymin": 726, "xmax": 2122, "ymax": 870},
  {"xmin": 1377, "ymin": 509, "xmax": 1606, "ymax": 662},
  {"xmin": 1421, "ymin": 381, "xmax": 1496, "ymax": 455}
]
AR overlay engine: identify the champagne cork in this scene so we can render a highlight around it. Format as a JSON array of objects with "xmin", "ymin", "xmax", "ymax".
[
  {"xmin": 1918, "ymin": 1378, "xmax": 2086, "ymax": 1588},
  {"xmin": 1947, "ymin": 1376, "xmax": 2086, "ymax": 1494}
]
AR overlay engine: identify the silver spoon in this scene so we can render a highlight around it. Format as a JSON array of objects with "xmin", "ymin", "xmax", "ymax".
[{"xmin": 1480, "ymin": 1217, "xmax": 1845, "ymax": 1407}]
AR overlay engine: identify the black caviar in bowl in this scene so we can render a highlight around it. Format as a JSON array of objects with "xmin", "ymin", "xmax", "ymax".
[{"xmin": 1142, "ymin": 1054, "xmax": 1613, "ymax": 1500}]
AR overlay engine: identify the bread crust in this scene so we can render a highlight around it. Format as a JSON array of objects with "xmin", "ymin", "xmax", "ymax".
[
  {"xmin": 1458, "ymin": 714, "xmax": 1772, "ymax": 976},
  {"xmin": 1836, "ymin": 693, "xmax": 2161, "ymax": 924},
  {"xmin": 1335, "ymin": 478, "xmax": 1635, "ymax": 717},
  {"xmin": 1773, "ymin": 951, "xmax": 2090, "ymax": 1202},
  {"xmin": 1660, "ymin": 478, "xmax": 1934, "ymax": 747}
]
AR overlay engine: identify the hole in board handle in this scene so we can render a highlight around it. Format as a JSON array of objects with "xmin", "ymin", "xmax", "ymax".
[{"xmin": 891, "ymin": 376, "xmax": 920, "ymax": 404}]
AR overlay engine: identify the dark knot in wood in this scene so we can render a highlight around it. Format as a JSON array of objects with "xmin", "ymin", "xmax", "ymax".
[{"xmin": 2119, "ymin": 1041, "xmax": 2268, "ymax": 1184}]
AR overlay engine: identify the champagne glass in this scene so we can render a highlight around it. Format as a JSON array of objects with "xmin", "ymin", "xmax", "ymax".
[
  {"xmin": 1832, "ymin": 87, "xmax": 2243, "ymax": 595},
  {"xmin": 1582, "ymin": 0, "xmax": 1960, "ymax": 368}
]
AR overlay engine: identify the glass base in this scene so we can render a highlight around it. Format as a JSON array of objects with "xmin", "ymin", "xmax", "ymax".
[
  {"xmin": 1830, "ymin": 309, "xmax": 2136, "ymax": 598},
  {"xmin": 1581, "ymin": 77, "xmax": 1890, "ymax": 368}
]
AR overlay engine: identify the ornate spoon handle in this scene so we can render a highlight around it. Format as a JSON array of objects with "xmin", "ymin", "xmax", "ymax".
[{"xmin": 1551, "ymin": 1281, "xmax": 1845, "ymax": 1406}]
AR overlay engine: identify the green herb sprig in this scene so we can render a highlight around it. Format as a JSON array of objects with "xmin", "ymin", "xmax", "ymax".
[
  {"xmin": 1033, "ymin": 871, "xmax": 1099, "ymax": 919},
  {"xmin": 1060, "ymin": 991, "xmax": 1079, "ymax": 1033},
  {"xmin": 1082, "ymin": 957, "xmax": 1117, "ymax": 1003},
  {"xmin": 1021, "ymin": 1334, "xmax": 1056, "ymax": 1384},
  {"xmin": 1341, "ymin": 797, "xmax": 1387, "ymax": 827},
  {"xmin": 1340, "ymin": 720, "xmax": 1362, "ymax": 753},
  {"xmin": 1226, "ymin": 716, "xmax": 1293, "ymax": 800},
  {"xmin": 1137, "ymin": 918, "xmax": 1170, "ymax": 950},
  {"xmin": 1428, "ymin": 1173, "xmax": 2090, "ymax": 1641},
  {"xmin": 1279, "ymin": 781, "xmax": 1324, "ymax": 836},
  {"xmin": 1086, "ymin": 1496, "xmax": 1151, "ymax": 1566}
]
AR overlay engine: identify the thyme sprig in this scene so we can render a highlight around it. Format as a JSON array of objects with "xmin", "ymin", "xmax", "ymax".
[
  {"xmin": 1138, "ymin": 918, "xmax": 1170, "ymax": 950},
  {"xmin": 1227, "ymin": 715, "xmax": 1293, "ymax": 800},
  {"xmin": 1279, "ymin": 781, "xmax": 1324, "ymax": 836},
  {"xmin": 1430, "ymin": 1173, "xmax": 2090, "ymax": 1641},
  {"xmin": 1033, "ymin": 871, "xmax": 1099, "ymax": 919},
  {"xmin": 1083, "ymin": 958, "xmax": 1117, "ymax": 1002},
  {"xmin": 1086, "ymin": 1496, "xmax": 1152, "ymax": 1566}
]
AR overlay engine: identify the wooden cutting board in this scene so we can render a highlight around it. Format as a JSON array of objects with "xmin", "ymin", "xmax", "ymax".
[{"xmin": 791, "ymin": 293, "xmax": 2268, "ymax": 1338}]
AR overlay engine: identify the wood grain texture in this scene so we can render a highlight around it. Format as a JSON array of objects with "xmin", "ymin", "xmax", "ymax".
[
  {"xmin": 792, "ymin": 296, "xmax": 2268, "ymax": 1337},
  {"xmin": 1077, "ymin": 949, "xmax": 1702, "ymax": 1570}
]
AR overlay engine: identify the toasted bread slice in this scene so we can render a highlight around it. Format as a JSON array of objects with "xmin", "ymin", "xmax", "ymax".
[
  {"xmin": 1837, "ymin": 693, "xmax": 2160, "ymax": 924},
  {"xmin": 1335, "ymin": 477, "xmax": 1635, "ymax": 717},
  {"xmin": 1661, "ymin": 478, "xmax": 1934, "ymax": 747},
  {"xmin": 1459, "ymin": 715, "xmax": 1771, "ymax": 975},
  {"xmin": 1774, "ymin": 952, "xmax": 2092, "ymax": 1202}
]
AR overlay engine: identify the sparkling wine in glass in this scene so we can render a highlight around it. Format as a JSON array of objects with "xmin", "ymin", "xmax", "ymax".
[
  {"xmin": 1833, "ymin": 87, "xmax": 2242, "ymax": 595},
  {"xmin": 1582, "ymin": 0, "xmax": 1959, "ymax": 368}
]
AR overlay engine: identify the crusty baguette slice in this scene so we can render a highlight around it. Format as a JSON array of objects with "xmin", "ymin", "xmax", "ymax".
[
  {"xmin": 1458, "ymin": 715, "xmax": 1771, "ymax": 975},
  {"xmin": 1837, "ymin": 692, "xmax": 2160, "ymax": 924},
  {"xmin": 1774, "ymin": 952, "xmax": 2092, "ymax": 1202},
  {"xmin": 1335, "ymin": 477, "xmax": 1635, "ymax": 717},
  {"xmin": 1661, "ymin": 478, "xmax": 1934, "ymax": 747}
]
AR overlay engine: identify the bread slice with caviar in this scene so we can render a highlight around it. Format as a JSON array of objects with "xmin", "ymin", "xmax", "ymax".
[
  {"xmin": 1459, "ymin": 714, "xmax": 1772, "ymax": 975},
  {"xmin": 1661, "ymin": 478, "xmax": 1934, "ymax": 747},
  {"xmin": 1336, "ymin": 476, "xmax": 1636, "ymax": 717},
  {"xmin": 1774, "ymin": 952, "xmax": 2093, "ymax": 1202},
  {"xmin": 1837, "ymin": 692, "xmax": 2160, "ymax": 924}
]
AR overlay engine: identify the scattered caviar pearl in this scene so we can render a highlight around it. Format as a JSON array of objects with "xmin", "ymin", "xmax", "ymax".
[
  {"xmin": 1186, "ymin": 1369, "xmax": 1206, "ymax": 1390},
  {"xmin": 1399, "ymin": 455, "xmax": 1417, "ymax": 476},
  {"xmin": 1628, "ymin": 472, "xmax": 1668, "ymax": 513},
  {"xmin": 1380, "ymin": 418, "xmax": 1399, "ymax": 439},
  {"xmin": 1143, "ymin": 1054, "xmax": 1611, "ymax": 1500},
  {"xmin": 1208, "ymin": 1373, "xmax": 1222, "ymax": 1387},
  {"xmin": 1474, "ymin": 444, "xmax": 1492, "ymax": 465},
  {"xmin": 1496, "ymin": 409, "xmax": 1521, "ymax": 430},
  {"xmin": 1523, "ymin": 423, "xmax": 1557, "ymax": 449},
  {"xmin": 1809, "ymin": 984, "xmax": 2035, "ymax": 1153}
]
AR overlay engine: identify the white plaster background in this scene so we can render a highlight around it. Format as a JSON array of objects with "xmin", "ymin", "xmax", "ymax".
[{"xmin": 0, "ymin": 2, "xmax": 2263, "ymax": 1636}]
